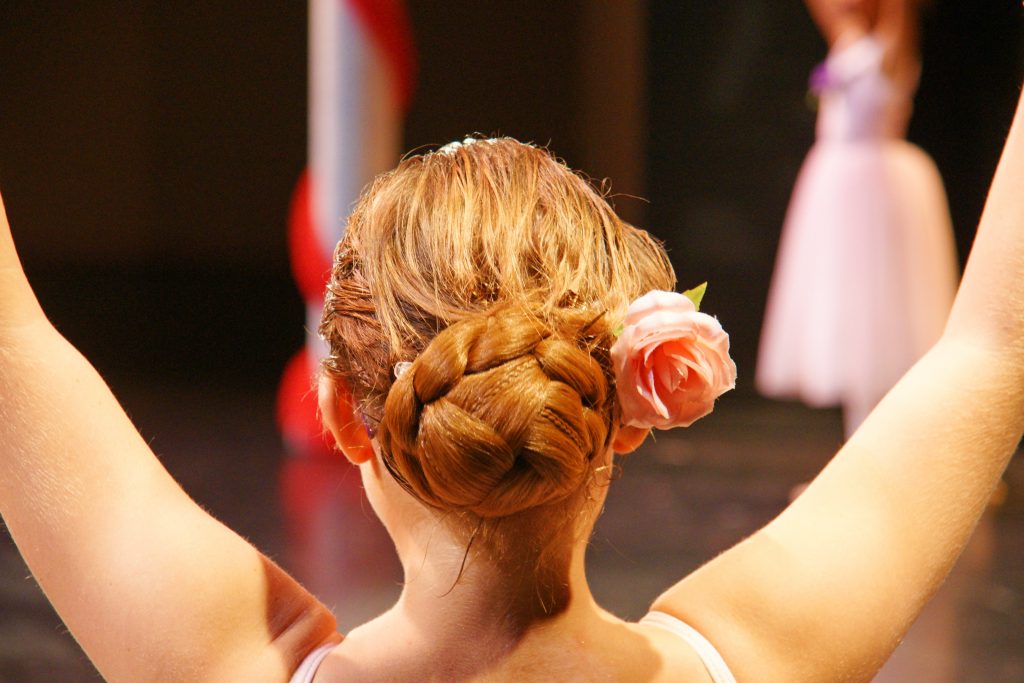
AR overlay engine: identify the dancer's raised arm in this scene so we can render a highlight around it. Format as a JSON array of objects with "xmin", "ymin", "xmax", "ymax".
[
  {"xmin": 806, "ymin": 0, "xmax": 923, "ymax": 83},
  {"xmin": 0, "ymin": 195, "xmax": 337, "ymax": 682},
  {"xmin": 0, "ymin": 195, "xmax": 44, "ymax": 330},
  {"xmin": 655, "ymin": 86, "xmax": 1024, "ymax": 682},
  {"xmin": 805, "ymin": 0, "xmax": 876, "ymax": 44}
]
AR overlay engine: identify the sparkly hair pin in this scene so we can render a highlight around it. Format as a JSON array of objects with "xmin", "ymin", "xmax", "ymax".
[
  {"xmin": 394, "ymin": 361, "xmax": 413, "ymax": 379},
  {"xmin": 437, "ymin": 136, "xmax": 497, "ymax": 156}
]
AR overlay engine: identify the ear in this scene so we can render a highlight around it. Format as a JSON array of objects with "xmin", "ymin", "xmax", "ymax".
[
  {"xmin": 612, "ymin": 425, "xmax": 649, "ymax": 455},
  {"xmin": 318, "ymin": 373, "xmax": 375, "ymax": 464}
]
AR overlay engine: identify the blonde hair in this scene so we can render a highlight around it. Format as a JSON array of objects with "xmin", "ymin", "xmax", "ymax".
[{"xmin": 320, "ymin": 137, "xmax": 673, "ymax": 566}]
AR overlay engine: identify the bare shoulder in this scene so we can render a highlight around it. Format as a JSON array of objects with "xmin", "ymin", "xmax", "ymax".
[
  {"xmin": 626, "ymin": 618, "xmax": 727, "ymax": 682},
  {"xmin": 309, "ymin": 614, "xmax": 713, "ymax": 683},
  {"xmin": 246, "ymin": 556, "xmax": 343, "ymax": 683}
]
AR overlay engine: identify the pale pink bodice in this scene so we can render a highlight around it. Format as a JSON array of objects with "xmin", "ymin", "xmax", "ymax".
[{"xmin": 813, "ymin": 35, "xmax": 914, "ymax": 142}]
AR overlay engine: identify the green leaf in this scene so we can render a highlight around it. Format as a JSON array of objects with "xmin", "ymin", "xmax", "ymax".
[
  {"xmin": 682, "ymin": 282, "xmax": 708, "ymax": 311},
  {"xmin": 612, "ymin": 322, "xmax": 625, "ymax": 337}
]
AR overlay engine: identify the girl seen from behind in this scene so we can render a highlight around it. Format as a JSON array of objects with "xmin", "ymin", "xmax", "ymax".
[{"xmin": 2, "ymin": 36, "xmax": 1024, "ymax": 683}]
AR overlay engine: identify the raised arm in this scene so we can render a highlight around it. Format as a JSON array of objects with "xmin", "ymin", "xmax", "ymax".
[
  {"xmin": 655, "ymin": 85, "xmax": 1024, "ymax": 681},
  {"xmin": 804, "ymin": 0, "xmax": 875, "ymax": 45},
  {"xmin": 0, "ymin": 194, "xmax": 338, "ymax": 681},
  {"xmin": 805, "ymin": 0, "xmax": 922, "ymax": 53},
  {"xmin": 874, "ymin": 0, "xmax": 924, "ymax": 96}
]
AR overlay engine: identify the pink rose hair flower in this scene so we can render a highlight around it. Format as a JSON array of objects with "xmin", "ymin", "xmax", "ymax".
[{"xmin": 610, "ymin": 287, "xmax": 737, "ymax": 430}]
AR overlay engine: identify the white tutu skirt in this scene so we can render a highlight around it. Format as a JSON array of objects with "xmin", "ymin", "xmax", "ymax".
[{"xmin": 756, "ymin": 139, "xmax": 958, "ymax": 432}]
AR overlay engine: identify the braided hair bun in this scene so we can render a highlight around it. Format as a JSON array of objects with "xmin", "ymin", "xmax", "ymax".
[{"xmin": 379, "ymin": 311, "xmax": 612, "ymax": 518}]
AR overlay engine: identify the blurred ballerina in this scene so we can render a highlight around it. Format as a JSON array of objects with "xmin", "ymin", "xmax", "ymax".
[{"xmin": 757, "ymin": 0, "xmax": 958, "ymax": 437}]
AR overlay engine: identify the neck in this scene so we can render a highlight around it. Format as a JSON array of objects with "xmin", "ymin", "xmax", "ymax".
[
  {"xmin": 394, "ymin": 524, "xmax": 597, "ymax": 636},
  {"xmin": 360, "ymin": 452, "xmax": 609, "ymax": 654},
  {"xmin": 339, "ymin": 532, "xmax": 599, "ymax": 681}
]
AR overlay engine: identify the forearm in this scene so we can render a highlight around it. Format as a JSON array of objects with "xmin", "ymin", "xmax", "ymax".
[
  {"xmin": 0, "ymin": 193, "xmax": 46, "ymax": 332},
  {"xmin": 945, "ymin": 86, "xmax": 1024, "ymax": 355}
]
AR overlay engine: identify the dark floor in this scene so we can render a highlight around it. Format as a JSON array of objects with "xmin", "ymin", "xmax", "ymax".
[{"xmin": 1, "ymin": 381, "xmax": 1022, "ymax": 682}]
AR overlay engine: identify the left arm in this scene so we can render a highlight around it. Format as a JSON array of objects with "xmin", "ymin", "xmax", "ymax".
[
  {"xmin": 875, "ymin": 0, "xmax": 924, "ymax": 92},
  {"xmin": 654, "ymin": 79, "xmax": 1024, "ymax": 682}
]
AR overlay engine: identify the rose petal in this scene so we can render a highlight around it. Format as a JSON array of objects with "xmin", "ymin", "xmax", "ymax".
[{"xmin": 622, "ymin": 290, "xmax": 697, "ymax": 326}]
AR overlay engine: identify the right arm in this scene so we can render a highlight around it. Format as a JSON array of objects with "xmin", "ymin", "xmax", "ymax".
[
  {"xmin": 0, "ymin": 193, "xmax": 340, "ymax": 681},
  {"xmin": 656, "ymin": 83, "xmax": 1024, "ymax": 681}
]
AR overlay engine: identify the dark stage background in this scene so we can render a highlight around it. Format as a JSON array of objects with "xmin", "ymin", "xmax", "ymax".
[
  {"xmin": 1, "ymin": 2, "xmax": 1023, "ymax": 680},
  {"xmin": 1, "ymin": 2, "xmax": 1022, "ymax": 388}
]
